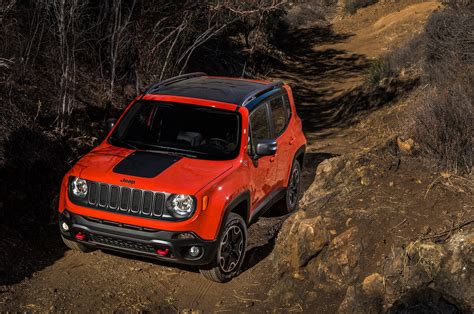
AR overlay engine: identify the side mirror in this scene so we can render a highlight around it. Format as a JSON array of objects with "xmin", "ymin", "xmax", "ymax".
[
  {"xmin": 255, "ymin": 139, "xmax": 277, "ymax": 157},
  {"xmin": 105, "ymin": 118, "xmax": 117, "ymax": 133}
]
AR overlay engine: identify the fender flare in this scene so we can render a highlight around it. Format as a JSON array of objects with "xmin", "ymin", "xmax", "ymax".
[
  {"xmin": 294, "ymin": 144, "xmax": 306, "ymax": 166},
  {"xmin": 285, "ymin": 144, "xmax": 306, "ymax": 185},
  {"xmin": 215, "ymin": 190, "xmax": 251, "ymax": 238}
]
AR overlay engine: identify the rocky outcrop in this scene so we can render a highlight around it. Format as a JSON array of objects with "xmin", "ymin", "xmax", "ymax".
[
  {"xmin": 386, "ymin": 231, "xmax": 474, "ymax": 311},
  {"xmin": 319, "ymin": 226, "xmax": 363, "ymax": 285},
  {"xmin": 272, "ymin": 211, "xmax": 330, "ymax": 277},
  {"xmin": 300, "ymin": 154, "xmax": 375, "ymax": 209},
  {"xmin": 270, "ymin": 148, "xmax": 473, "ymax": 312},
  {"xmin": 337, "ymin": 231, "xmax": 474, "ymax": 312}
]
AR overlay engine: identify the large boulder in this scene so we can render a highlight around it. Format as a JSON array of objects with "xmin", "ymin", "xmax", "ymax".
[
  {"xmin": 272, "ymin": 211, "xmax": 330, "ymax": 276},
  {"xmin": 318, "ymin": 226, "xmax": 363, "ymax": 285},
  {"xmin": 300, "ymin": 154, "xmax": 374, "ymax": 210}
]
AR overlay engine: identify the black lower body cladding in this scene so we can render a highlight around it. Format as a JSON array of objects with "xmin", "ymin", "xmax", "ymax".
[{"xmin": 59, "ymin": 211, "xmax": 218, "ymax": 266}]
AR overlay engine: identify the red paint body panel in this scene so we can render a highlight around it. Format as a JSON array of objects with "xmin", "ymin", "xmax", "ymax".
[{"xmin": 58, "ymin": 81, "xmax": 306, "ymax": 242}]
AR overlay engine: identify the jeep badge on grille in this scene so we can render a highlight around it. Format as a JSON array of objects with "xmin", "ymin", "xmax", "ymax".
[{"xmin": 120, "ymin": 178, "xmax": 135, "ymax": 185}]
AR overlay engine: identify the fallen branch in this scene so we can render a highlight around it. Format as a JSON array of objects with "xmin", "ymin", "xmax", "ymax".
[
  {"xmin": 420, "ymin": 218, "xmax": 474, "ymax": 241},
  {"xmin": 390, "ymin": 218, "xmax": 407, "ymax": 231}
]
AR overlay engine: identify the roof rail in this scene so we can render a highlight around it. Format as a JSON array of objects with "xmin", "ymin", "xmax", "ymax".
[
  {"xmin": 145, "ymin": 72, "xmax": 207, "ymax": 94},
  {"xmin": 240, "ymin": 81, "xmax": 284, "ymax": 107}
]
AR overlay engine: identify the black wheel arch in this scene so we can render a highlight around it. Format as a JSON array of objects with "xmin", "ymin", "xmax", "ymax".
[
  {"xmin": 217, "ymin": 191, "xmax": 251, "ymax": 237},
  {"xmin": 294, "ymin": 144, "xmax": 306, "ymax": 169}
]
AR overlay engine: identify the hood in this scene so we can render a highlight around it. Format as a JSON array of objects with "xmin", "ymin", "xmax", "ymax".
[{"xmin": 73, "ymin": 143, "xmax": 233, "ymax": 195}]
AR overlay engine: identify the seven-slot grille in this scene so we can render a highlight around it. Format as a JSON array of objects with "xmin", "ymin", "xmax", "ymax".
[{"xmin": 85, "ymin": 181, "xmax": 165, "ymax": 218}]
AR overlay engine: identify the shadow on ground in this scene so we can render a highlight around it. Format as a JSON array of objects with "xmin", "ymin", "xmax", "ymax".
[
  {"xmin": 0, "ymin": 127, "xmax": 71, "ymax": 285},
  {"xmin": 388, "ymin": 288, "xmax": 469, "ymax": 314}
]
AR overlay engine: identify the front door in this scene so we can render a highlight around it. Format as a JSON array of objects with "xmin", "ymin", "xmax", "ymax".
[
  {"xmin": 248, "ymin": 103, "xmax": 276, "ymax": 209},
  {"xmin": 268, "ymin": 93, "xmax": 293, "ymax": 188}
]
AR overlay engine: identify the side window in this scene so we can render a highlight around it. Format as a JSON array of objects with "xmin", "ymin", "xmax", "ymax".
[
  {"xmin": 283, "ymin": 94, "xmax": 292, "ymax": 122},
  {"xmin": 269, "ymin": 94, "xmax": 292, "ymax": 137},
  {"xmin": 250, "ymin": 104, "xmax": 270, "ymax": 143}
]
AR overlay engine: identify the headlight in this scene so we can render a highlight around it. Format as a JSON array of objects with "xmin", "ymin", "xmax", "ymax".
[
  {"xmin": 166, "ymin": 194, "xmax": 195, "ymax": 218},
  {"xmin": 71, "ymin": 177, "xmax": 88, "ymax": 198}
]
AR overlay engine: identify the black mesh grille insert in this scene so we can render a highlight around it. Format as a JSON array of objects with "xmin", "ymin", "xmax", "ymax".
[
  {"xmin": 109, "ymin": 186, "xmax": 119, "ymax": 209},
  {"xmin": 153, "ymin": 193, "xmax": 164, "ymax": 216},
  {"xmin": 99, "ymin": 184, "xmax": 108, "ymax": 207},
  {"xmin": 130, "ymin": 190, "xmax": 141, "ymax": 213},
  {"xmin": 89, "ymin": 182, "xmax": 98, "ymax": 205},
  {"xmin": 90, "ymin": 234, "xmax": 155, "ymax": 254},
  {"xmin": 142, "ymin": 191, "xmax": 153, "ymax": 215},
  {"xmin": 120, "ymin": 188, "xmax": 131, "ymax": 211}
]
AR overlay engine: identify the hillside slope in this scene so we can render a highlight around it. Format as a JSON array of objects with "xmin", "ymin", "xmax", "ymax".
[{"xmin": 269, "ymin": 1, "xmax": 473, "ymax": 312}]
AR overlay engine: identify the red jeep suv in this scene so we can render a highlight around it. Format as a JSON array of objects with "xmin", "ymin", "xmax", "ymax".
[{"xmin": 58, "ymin": 73, "xmax": 306, "ymax": 282}]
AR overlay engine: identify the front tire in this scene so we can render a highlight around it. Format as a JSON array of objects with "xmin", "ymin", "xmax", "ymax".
[
  {"xmin": 199, "ymin": 213, "xmax": 247, "ymax": 283},
  {"xmin": 275, "ymin": 159, "xmax": 302, "ymax": 214}
]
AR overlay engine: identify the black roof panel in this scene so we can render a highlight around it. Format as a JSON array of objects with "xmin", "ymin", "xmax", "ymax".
[{"xmin": 151, "ymin": 77, "xmax": 266, "ymax": 105}]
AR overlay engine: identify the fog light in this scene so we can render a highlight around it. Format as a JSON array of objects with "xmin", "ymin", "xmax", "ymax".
[
  {"xmin": 61, "ymin": 222, "xmax": 69, "ymax": 231},
  {"xmin": 189, "ymin": 246, "xmax": 201, "ymax": 257},
  {"xmin": 156, "ymin": 248, "xmax": 170, "ymax": 256},
  {"xmin": 75, "ymin": 232, "xmax": 86, "ymax": 241}
]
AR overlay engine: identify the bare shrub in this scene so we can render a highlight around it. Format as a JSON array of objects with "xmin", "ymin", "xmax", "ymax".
[
  {"xmin": 442, "ymin": 0, "xmax": 473, "ymax": 9},
  {"xmin": 386, "ymin": 34, "xmax": 427, "ymax": 74},
  {"xmin": 422, "ymin": 5, "xmax": 473, "ymax": 85},
  {"xmin": 48, "ymin": 0, "xmax": 87, "ymax": 133},
  {"xmin": 412, "ymin": 84, "xmax": 473, "ymax": 173},
  {"xmin": 406, "ymin": 6, "xmax": 474, "ymax": 173}
]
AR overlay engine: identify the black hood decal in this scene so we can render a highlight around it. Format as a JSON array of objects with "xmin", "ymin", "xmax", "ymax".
[{"xmin": 113, "ymin": 151, "xmax": 181, "ymax": 178}]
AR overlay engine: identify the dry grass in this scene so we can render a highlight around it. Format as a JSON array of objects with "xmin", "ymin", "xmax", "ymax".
[{"xmin": 383, "ymin": 5, "xmax": 474, "ymax": 174}]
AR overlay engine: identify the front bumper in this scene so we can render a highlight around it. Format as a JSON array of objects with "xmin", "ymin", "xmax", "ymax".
[{"xmin": 59, "ymin": 211, "xmax": 218, "ymax": 266}]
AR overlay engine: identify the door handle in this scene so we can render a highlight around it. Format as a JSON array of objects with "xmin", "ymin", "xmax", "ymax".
[{"xmin": 289, "ymin": 137, "xmax": 296, "ymax": 145}]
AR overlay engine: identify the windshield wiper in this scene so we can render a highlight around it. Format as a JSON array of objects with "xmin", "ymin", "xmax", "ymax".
[
  {"xmin": 110, "ymin": 137, "xmax": 139, "ymax": 150},
  {"xmin": 149, "ymin": 149, "xmax": 197, "ymax": 159},
  {"xmin": 125, "ymin": 141, "xmax": 199, "ymax": 158}
]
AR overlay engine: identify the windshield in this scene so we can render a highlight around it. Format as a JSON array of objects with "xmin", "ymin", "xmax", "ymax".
[{"xmin": 109, "ymin": 101, "xmax": 241, "ymax": 160}]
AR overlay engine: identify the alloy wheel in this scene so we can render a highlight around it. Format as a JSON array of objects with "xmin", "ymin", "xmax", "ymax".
[
  {"xmin": 288, "ymin": 165, "xmax": 300, "ymax": 208},
  {"xmin": 218, "ymin": 225, "xmax": 244, "ymax": 273}
]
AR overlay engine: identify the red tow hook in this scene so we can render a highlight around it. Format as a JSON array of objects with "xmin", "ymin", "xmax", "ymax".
[
  {"xmin": 156, "ymin": 248, "xmax": 170, "ymax": 256},
  {"xmin": 75, "ymin": 232, "xmax": 87, "ymax": 241}
]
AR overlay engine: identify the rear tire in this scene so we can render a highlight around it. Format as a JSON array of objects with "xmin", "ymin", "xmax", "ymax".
[
  {"xmin": 275, "ymin": 159, "xmax": 302, "ymax": 214},
  {"xmin": 61, "ymin": 235, "xmax": 93, "ymax": 253},
  {"xmin": 199, "ymin": 213, "xmax": 247, "ymax": 283}
]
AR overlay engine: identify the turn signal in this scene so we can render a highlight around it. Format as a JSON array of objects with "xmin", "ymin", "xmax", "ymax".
[{"xmin": 202, "ymin": 195, "xmax": 209, "ymax": 211}]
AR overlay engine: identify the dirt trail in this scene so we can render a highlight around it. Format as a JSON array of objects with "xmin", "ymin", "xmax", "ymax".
[
  {"xmin": 0, "ymin": 1, "xmax": 440, "ymax": 312},
  {"xmin": 272, "ymin": 1, "xmax": 439, "ymax": 155}
]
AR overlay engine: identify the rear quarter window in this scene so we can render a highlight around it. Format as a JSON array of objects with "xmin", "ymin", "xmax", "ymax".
[{"xmin": 269, "ymin": 94, "xmax": 292, "ymax": 137}]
